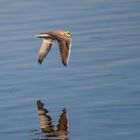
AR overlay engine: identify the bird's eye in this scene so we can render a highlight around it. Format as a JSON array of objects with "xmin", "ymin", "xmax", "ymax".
[{"xmin": 65, "ymin": 31, "xmax": 71, "ymax": 37}]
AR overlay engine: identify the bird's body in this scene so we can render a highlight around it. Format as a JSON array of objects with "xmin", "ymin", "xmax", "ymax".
[{"xmin": 34, "ymin": 30, "xmax": 72, "ymax": 66}]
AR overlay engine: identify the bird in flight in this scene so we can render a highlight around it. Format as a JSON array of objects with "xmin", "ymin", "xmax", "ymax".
[{"xmin": 34, "ymin": 30, "xmax": 72, "ymax": 67}]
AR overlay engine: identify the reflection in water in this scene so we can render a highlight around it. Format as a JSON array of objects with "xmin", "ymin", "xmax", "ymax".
[{"xmin": 36, "ymin": 100, "xmax": 69, "ymax": 140}]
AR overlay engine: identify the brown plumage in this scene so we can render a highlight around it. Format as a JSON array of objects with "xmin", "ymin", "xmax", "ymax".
[{"xmin": 34, "ymin": 30, "xmax": 72, "ymax": 66}]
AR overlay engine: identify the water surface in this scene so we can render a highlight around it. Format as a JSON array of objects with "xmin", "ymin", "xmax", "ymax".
[{"xmin": 0, "ymin": 0, "xmax": 140, "ymax": 140}]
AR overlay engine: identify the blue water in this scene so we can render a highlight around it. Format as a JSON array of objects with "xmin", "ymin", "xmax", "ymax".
[{"xmin": 0, "ymin": 0, "xmax": 140, "ymax": 140}]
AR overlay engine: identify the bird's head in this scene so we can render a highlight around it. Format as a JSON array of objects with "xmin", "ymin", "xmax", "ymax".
[{"xmin": 65, "ymin": 31, "xmax": 71, "ymax": 37}]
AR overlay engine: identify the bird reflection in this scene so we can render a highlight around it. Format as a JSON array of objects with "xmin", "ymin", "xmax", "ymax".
[{"xmin": 36, "ymin": 100, "xmax": 69, "ymax": 139}]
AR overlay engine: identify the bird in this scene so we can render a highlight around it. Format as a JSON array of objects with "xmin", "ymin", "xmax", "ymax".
[{"xmin": 34, "ymin": 30, "xmax": 72, "ymax": 67}]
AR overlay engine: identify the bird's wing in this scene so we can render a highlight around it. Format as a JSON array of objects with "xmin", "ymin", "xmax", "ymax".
[
  {"xmin": 58, "ymin": 39, "xmax": 71, "ymax": 66},
  {"xmin": 38, "ymin": 38, "xmax": 53, "ymax": 64}
]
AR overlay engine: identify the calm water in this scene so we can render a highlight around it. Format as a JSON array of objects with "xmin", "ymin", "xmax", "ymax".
[{"xmin": 0, "ymin": 0, "xmax": 140, "ymax": 140}]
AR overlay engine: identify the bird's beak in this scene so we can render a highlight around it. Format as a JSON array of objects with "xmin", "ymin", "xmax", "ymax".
[{"xmin": 33, "ymin": 33, "xmax": 49, "ymax": 38}]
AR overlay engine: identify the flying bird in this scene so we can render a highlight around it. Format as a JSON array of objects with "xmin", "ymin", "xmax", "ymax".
[{"xmin": 34, "ymin": 30, "xmax": 72, "ymax": 67}]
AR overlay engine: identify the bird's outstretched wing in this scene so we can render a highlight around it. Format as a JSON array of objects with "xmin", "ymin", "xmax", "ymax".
[
  {"xmin": 38, "ymin": 38, "xmax": 54, "ymax": 64},
  {"xmin": 58, "ymin": 39, "xmax": 71, "ymax": 66}
]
